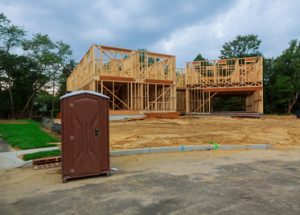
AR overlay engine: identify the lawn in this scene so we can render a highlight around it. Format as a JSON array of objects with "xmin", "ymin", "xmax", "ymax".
[
  {"xmin": 23, "ymin": 150, "xmax": 61, "ymax": 161},
  {"xmin": 0, "ymin": 120, "xmax": 59, "ymax": 150}
]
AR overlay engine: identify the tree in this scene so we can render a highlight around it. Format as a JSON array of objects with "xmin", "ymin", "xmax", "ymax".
[
  {"xmin": 22, "ymin": 34, "xmax": 72, "ymax": 118},
  {"xmin": 0, "ymin": 13, "xmax": 25, "ymax": 118},
  {"xmin": 47, "ymin": 41, "xmax": 72, "ymax": 118},
  {"xmin": 0, "ymin": 13, "xmax": 74, "ymax": 119},
  {"xmin": 0, "ymin": 51, "xmax": 42, "ymax": 118},
  {"xmin": 0, "ymin": 13, "xmax": 25, "ymax": 53},
  {"xmin": 263, "ymin": 57, "xmax": 276, "ymax": 113},
  {"xmin": 193, "ymin": 53, "xmax": 205, "ymax": 61},
  {"xmin": 57, "ymin": 59, "xmax": 76, "ymax": 97},
  {"xmin": 272, "ymin": 40, "xmax": 300, "ymax": 114},
  {"xmin": 21, "ymin": 34, "xmax": 55, "ymax": 117},
  {"xmin": 220, "ymin": 34, "xmax": 262, "ymax": 59}
]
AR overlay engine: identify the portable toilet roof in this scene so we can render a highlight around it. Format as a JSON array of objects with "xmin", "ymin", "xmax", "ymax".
[{"xmin": 60, "ymin": 90, "xmax": 109, "ymax": 100}]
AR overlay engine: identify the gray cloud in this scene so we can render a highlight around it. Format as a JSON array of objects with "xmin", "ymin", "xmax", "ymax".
[{"xmin": 1, "ymin": 0, "xmax": 299, "ymax": 67}]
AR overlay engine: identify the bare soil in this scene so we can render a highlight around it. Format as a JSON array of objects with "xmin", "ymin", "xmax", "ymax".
[{"xmin": 110, "ymin": 115, "xmax": 300, "ymax": 150}]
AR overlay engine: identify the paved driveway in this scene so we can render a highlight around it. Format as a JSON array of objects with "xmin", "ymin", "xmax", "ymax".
[{"xmin": 1, "ymin": 149, "xmax": 300, "ymax": 215}]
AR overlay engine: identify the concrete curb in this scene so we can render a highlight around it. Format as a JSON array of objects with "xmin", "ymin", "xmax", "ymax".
[
  {"xmin": 0, "ymin": 146, "xmax": 59, "ymax": 170},
  {"xmin": 110, "ymin": 144, "xmax": 270, "ymax": 157},
  {"xmin": 15, "ymin": 146, "xmax": 59, "ymax": 156},
  {"xmin": 1, "ymin": 144, "xmax": 270, "ymax": 169}
]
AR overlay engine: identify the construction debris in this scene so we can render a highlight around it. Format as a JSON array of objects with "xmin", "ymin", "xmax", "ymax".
[{"xmin": 33, "ymin": 156, "xmax": 61, "ymax": 170}]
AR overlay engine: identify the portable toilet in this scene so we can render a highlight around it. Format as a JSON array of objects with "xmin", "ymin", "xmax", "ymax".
[{"xmin": 60, "ymin": 91, "xmax": 110, "ymax": 182}]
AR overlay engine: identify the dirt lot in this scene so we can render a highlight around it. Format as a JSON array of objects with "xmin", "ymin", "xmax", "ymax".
[
  {"xmin": 1, "ymin": 149, "xmax": 300, "ymax": 214},
  {"xmin": 110, "ymin": 115, "xmax": 300, "ymax": 150}
]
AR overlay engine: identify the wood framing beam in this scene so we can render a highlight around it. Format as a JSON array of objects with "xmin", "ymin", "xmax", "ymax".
[
  {"xmin": 147, "ymin": 85, "xmax": 171, "ymax": 110},
  {"xmin": 130, "ymin": 82, "xmax": 133, "ymax": 110},
  {"xmin": 102, "ymin": 85, "xmax": 130, "ymax": 109},
  {"xmin": 97, "ymin": 45, "xmax": 133, "ymax": 53},
  {"xmin": 147, "ymin": 51, "xmax": 175, "ymax": 58},
  {"xmin": 108, "ymin": 99, "xmax": 122, "ymax": 110},
  {"xmin": 145, "ymin": 79, "xmax": 173, "ymax": 85},
  {"xmin": 202, "ymin": 86, "xmax": 263, "ymax": 92},
  {"xmin": 215, "ymin": 91, "xmax": 254, "ymax": 96},
  {"xmin": 194, "ymin": 92, "xmax": 217, "ymax": 112},
  {"xmin": 100, "ymin": 75, "xmax": 136, "ymax": 82},
  {"xmin": 186, "ymin": 89, "xmax": 190, "ymax": 113}
]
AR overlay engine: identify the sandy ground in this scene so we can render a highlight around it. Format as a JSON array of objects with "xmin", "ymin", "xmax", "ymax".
[
  {"xmin": 1, "ymin": 116, "xmax": 299, "ymax": 214},
  {"xmin": 1, "ymin": 149, "xmax": 300, "ymax": 214},
  {"xmin": 110, "ymin": 115, "xmax": 300, "ymax": 150}
]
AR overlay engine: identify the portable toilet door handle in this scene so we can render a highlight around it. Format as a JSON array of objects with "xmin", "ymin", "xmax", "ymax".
[{"xmin": 95, "ymin": 128, "xmax": 100, "ymax": 136}]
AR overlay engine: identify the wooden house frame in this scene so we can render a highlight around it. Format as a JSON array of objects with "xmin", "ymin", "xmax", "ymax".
[
  {"xmin": 185, "ymin": 57, "xmax": 263, "ymax": 114},
  {"xmin": 67, "ymin": 45, "xmax": 176, "ymax": 112}
]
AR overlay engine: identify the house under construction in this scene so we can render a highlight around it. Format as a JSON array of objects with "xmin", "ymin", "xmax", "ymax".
[
  {"xmin": 67, "ymin": 45, "xmax": 176, "ymax": 112},
  {"xmin": 67, "ymin": 44, "xmax": 263, "ymax": 115},
  {"xmin": 185, "ymin": 57, "xmax": 263, "ymax": 114}
]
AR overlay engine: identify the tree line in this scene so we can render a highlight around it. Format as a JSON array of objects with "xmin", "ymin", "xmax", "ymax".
[
  {"xmin": 0, "ymin": 13, "xmax": 75, "ymax": 119},
  {"xmin": 194, "ymin": 34, "xmax": 300, "ymax": 114}
]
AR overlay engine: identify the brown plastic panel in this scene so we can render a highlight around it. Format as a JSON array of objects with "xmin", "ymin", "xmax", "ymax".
[{"xmin": 61, "ymin": 91, "xmax": 110, "ymax": 182}]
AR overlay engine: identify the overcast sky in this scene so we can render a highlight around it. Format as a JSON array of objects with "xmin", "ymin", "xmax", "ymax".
[{"xmin": 1, "ymin": 0, "xmax": 300, "ymax": 67}]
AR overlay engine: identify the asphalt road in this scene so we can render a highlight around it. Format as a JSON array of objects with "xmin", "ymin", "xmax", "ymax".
[{"xmin": 1, "ymin": 149, "xmax": 300, "ymax": 215}]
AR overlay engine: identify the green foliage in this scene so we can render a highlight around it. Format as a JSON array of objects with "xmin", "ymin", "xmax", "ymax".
[
  {"xmin": 0, "ymin": 120, "xmax": 58, "ymax": 149},
  {"xmin": 194, "ymin": 53, "xmax": 205, "ymax": 61},
  {"xmin": 213, "ymin": 96, "xmax": 246, "ymax": 112},
  {"xmin": 33, "ymin": 91, "xmax": 60, "ymax": 117},
  {"xmin": 0, "ymin": 13, "xmax": 73, "ymax": 119},
  {"xmin": 23, "ymin": 149, "xmax": 61, "ymax": 161},
  {"xmin": 57, "ymin": 59, "xmax": 76, "ymax": 96},
  {"xmin": 0, "ymin": 13, "xmax": 27, "ymax": 118},
  {"xmin": 138, "ymin": 48, "xmax": 161, "ymax": 67},
  {"xmin": 22, "ymin": 36, "xmax": 72, "ymax": 117},
  {"xmin": 0, "ymin": 50, "xmax": 42, "ymax": 118},
  {"xmin": 0, "ymin": 13, "xmax": 25, "ymax": 52},
  {"xmin": 263, "ymin": 58, "xmax": 276, "ymax": 113},
  {"xmin": 264, "ymin": 40, "xmax": 300, "ymax": 113},
  {"xmin": 220, "ymin": 34, "xmax": 262, "ymax": 59}
]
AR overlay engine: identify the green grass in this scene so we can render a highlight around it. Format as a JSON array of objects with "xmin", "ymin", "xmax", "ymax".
[
  {"xmin": 23, "ymin": 150, "xmax": 61, "ymax": 161},
  {"xmin": 0, "ymin": 120, "xmax": 59, "ymax": 150}
]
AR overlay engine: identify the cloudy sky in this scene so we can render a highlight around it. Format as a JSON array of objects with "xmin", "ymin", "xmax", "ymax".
[{"xmin": 1, "ymin": 0, "xmax": 299, "ymax": 67}]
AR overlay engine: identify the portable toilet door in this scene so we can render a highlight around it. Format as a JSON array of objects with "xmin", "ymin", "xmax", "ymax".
[{"xmin": 60, "ymin": 91, "xmax": 110, "ymax": 182}]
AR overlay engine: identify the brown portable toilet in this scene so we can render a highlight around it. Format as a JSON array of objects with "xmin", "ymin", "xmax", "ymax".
[{"xmin": 60, "ymin": 91, "xmax": 110, "ymax": 182}]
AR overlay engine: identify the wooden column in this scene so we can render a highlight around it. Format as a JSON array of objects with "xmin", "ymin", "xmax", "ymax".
[{"xmin": 186, "ymin": 88, "xmax": 190, "ymax": 113}]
